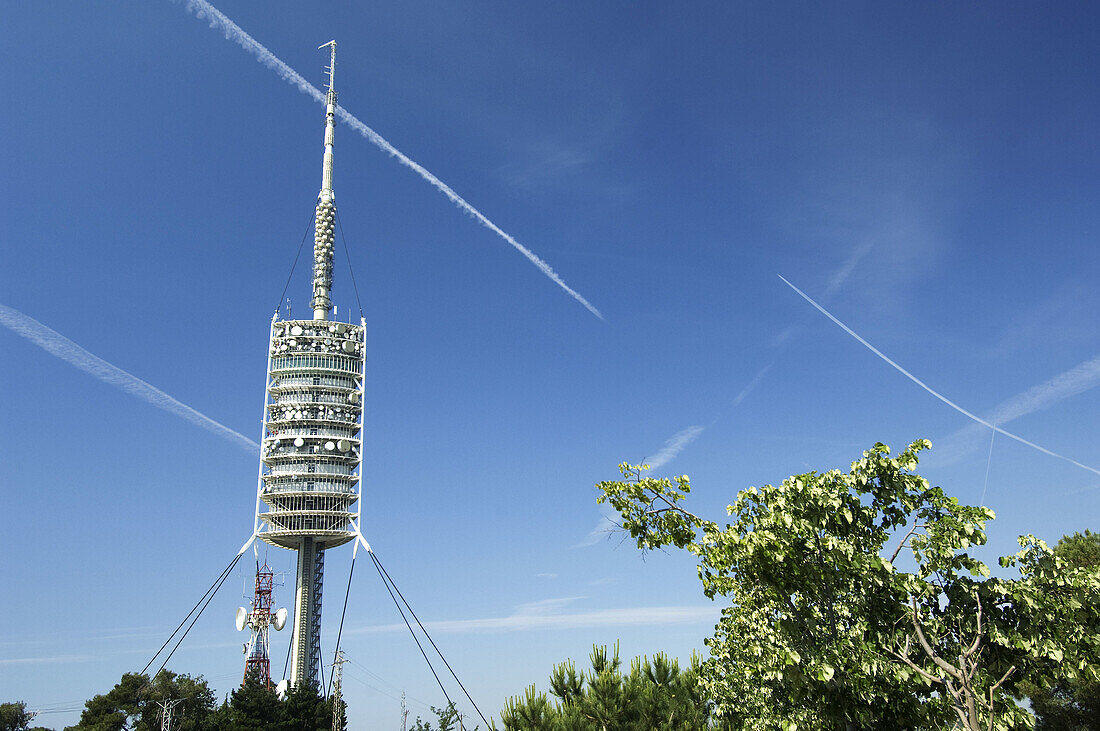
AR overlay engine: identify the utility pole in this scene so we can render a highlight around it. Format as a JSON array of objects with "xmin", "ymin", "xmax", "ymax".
[
  {"xmin": 156, "ymin": 698, "xmax": 183, "ymax": 731},
  {"xmin": 331, "ymin": 650, "xmax": 348, "ymax": 731}
]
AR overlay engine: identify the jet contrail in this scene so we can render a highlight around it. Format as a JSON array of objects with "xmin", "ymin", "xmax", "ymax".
[
  {"xmin": 644, "ymin": 425, "xmax": 705, "ymax": 470},
  {"xmin": 178, "ymin": 0, "xmax": 603, "ymax": 321},
  {"xmin": 937, "ymin": 352, "xmax": 1100, "ymax": 465},
  {"xmin": 778, "ymin": 275, "xmax": 1100, "ymax": 478},
  {"xmin": 0, "ymin": 304, "xmax": 258, "ymax": 453}
]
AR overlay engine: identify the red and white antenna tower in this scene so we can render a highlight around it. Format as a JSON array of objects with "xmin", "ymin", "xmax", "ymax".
[{"xmin": 236, "ymin": 560, "xmax": 287, "ymax": 686}]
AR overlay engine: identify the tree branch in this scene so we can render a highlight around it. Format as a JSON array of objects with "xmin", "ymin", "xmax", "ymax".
[
  {"xmin": 909, "ymin": 598, "xmax": 964, "ymax": 681},
  {"xmin": 889, "ymin": 523, "xmax": 927, "ymax": 563},
  {"xmin": 962, "ymin": 594, "xmax": 984, "ymax": 660}
]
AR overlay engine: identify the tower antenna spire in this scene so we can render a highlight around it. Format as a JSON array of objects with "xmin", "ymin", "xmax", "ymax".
[{"xmin": 312, "ymin": 40, "xmax": 338, "ymax": 320}]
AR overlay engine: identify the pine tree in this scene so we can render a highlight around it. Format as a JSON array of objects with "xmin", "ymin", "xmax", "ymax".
[
  {"xmin": 283, "ymin": 681, "xmax": 330, "ymax": 731},
  {"xmin": 225, "ymin": 667, "xmax": 285, "ymax": 731}
]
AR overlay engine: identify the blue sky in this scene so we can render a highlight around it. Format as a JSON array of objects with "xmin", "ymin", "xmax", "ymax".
[{"xmin": 2, "ymin": 1, "xmax": 1099, "ymax": 727}]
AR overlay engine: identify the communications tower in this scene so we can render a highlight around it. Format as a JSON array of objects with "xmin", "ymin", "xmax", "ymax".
[
  {"xmin": 235, "ymin": 561, "xmax": 288, "ymax": 686},
  {"xmin": 253, "ymin": 41, "xmax": 366, "ymax": 689}
]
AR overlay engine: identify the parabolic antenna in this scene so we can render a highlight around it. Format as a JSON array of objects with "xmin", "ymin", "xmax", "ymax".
[
  {"xmin": 273, "ymin": 607, "xmax": 288, "ymax": 631},
  {"xmin": 275, "ymin": 679, "xmax": 289, "ymax": 700},
  {"xmin": 235, "ymin": 607, "xmax": 248, "ymax": 632}
]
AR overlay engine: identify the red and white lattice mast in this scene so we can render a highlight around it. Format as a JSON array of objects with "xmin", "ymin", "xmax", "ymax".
[{"xmin": 236, "ymin": 561, "xmax": 288, "ymax": 686}]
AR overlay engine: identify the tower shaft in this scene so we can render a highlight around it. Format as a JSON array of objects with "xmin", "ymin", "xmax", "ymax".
[{"xmin": 289, "ymin": 538, "xmax": 326, "ymax": 686}]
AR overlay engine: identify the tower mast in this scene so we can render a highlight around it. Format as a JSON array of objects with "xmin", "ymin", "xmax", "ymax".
[
  {"xmin": 254, "ymin": 41, "xmax": 366, "ymax": 692},
  {"xmin": 312, "ymin": 40, "xmax": 337, "ymax": 321}
]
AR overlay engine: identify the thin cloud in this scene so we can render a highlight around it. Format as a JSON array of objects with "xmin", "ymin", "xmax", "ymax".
[
  {"xmin": 0, "ymin": 654, "xmax": 97, "ymax": 666},
  {"xmin": 348, "ymin": 604, "xmax": 720, "ymax": 635},
  {"xmin": 514, "ymin": 597, "xmax": 584, "ymax": 616},
  {"xmin": 178, "ymin": 0, "xmax": 602, "ymax": 320},
  {"xmin": 779, "ymin": 275, "xmax": 1100, "ymax": 478},
  {"xmin": 0, "ymin": 304, "xmax": 257, "ymax": 452}
]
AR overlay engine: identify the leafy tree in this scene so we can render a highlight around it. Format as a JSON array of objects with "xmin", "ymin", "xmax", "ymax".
[
  {"xmin": 409, "ymin": 703, "xmax": 461, "ymax": 731},
  {"xmin": 1, "ymin": 702, "xmax": 37, "ymax": 731},
  {"xmin": 499, "ymin": 643, "xmax": 725, "ymax": 730},
  {"xmin": 66, "ymin": 670, "xmax": 215, "ymax": 731},
  {"xmin": 222, "ymin": 667, "xmax": 284, "ymax": 731},
  {"xmin": 1022, "ymin": 531, "xmax": 1100, "ymax": 730},
  {"xmin": 410, "ymin": 702, "xmax": 478, "ymax": 731},
  {"xmin": 597, "ymin": 440, "xmax": 1100, "ymax": 731}
]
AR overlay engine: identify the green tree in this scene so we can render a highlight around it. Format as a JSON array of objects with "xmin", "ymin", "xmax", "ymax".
[
  {"xmin": 223, "ymin": 667, "xmax": 285, "ymax": 731},
  {"xmin": 1023, "ymin": 531, "xmax": 1100, "ymax": 730},
  {"xmin": 66, "ymin": 670, "xmax": 215, "ymax": 731},
  {"xmin": 410, "ymin": 702, "xmax": 479, "ymax": 731},
  {"xmin": 500, "ymin": 644, "xmax": 725, "ymax": 730},
  {"xmin": 409, "ymin": 703, "xmax": 459, "ymax": 731},
  {"xmin": 597, "ymin": 440, "xmax": 1100, "ymax": 731},
  {"xmin": 1, "ymin": 702, "xmax": 37, "ymax": 731},
  {"xmin": 282, "ymin": 681, "xmax": 331, "ymax": 731}
]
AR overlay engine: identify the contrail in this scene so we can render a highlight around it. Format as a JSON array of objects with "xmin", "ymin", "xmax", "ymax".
[
  {"xmin": 178, "ymin": 0, "xmax": 603, "ymax": 321},
  {"xmin": 639, "ymin": 244, "xmax": 870, "ymax": 474},
  {"xmin": 778, "ymin": 275, "xmax": 1100, "ymax": 478},
  {"xmin": 937, "ymin": 352, "xmax": 1100, "ymax": 465},
  {"xmin": 0, "ymin": 304, "xmax": 258, "ymax": 453},
  {"xmin": 644, "ymin": 425, "xmax": 705, "ymax": 470}
]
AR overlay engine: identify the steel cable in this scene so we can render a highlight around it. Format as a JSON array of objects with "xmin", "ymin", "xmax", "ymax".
[
  {"xmin": 372, "ymin": 552, "xmax": 490, "ymax": 729},
  {"xmin": 327, "ymin": 551, "xmax": 357, "ymax": 696},
  {"xmin": 141, "ymin": 550, "xmax": 244, "ymax": 676},
  {"xmin": 368, "ymin": 552, "xmax": 456, "ymax": 716},
  {"xmin": 274, "ymin": 210, "xmax": 317, "ymax": 316},
  {"xmin": 335, "ymin": 206, "xmax": 365, "ymax": 320}
]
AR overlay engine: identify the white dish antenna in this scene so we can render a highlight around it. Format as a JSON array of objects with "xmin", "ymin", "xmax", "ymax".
[
  {"xmin": 273, "ymin": 607, "xmax": 288, "ymax": 631},
  {"xmin": 235, "ymin": 607, "xmax": 248, "ymax": 632}
]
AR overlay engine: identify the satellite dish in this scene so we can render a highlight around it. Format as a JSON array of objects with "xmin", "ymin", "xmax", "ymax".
[
  {"xmin": 235, "ymin": 607, "xmax": 248, "ymax": 632},
  {"xmin": 275, "ymin": 679, "xmax": 289, "ymax": 700},
  {"xmin": 294, "ymin": 437, "xmax": 305, "ymax": 447},
  {"xmin": 273, "ymin": 607, "xmax": 288, "ymax": 631}
]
